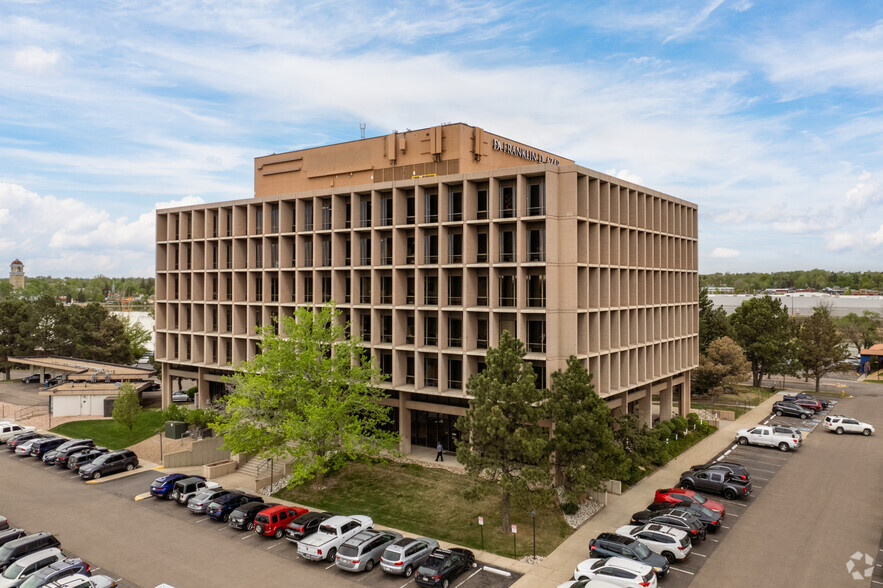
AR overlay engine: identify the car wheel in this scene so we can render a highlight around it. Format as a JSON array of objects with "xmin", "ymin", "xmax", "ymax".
[
  {"xmin": 255, "ymin": 525, "xmax": 264, "ymax": 535},
  {"xmin": 680, "ymin": 480, "xmax": 694, "ymax": 490},
  {"xmin": 737, "ymin": 437, "xmax": 748, "ymax": 446},
  {"xmin": 326, "ymin": 547, "xmax": 337, "ymax": 562},
  {"xmin": 170, "ymin": 491, "xmax": 179, "ymax": 500},
  {"xmin": 365, "ymin": 559, "xmax": 374, "ymax": 572},
  {"xmin": 775, "ymin": 410, "xmax": 783, "ymax": 417},
  {"xmin": 723, "ymin": 489, "xmax": 737, "ymax": 500},
  {"xmin": 778, "ymin": 442, "xmax": 789, "ymax": 452},
  {"xmin": 92, "ymin": 471, "xmax": 101, "ymax": 480},
  {"xmin": 404, "ymin": 565, "xmax": 413, "ymax": 577},
  {"xmin": 246, "ymin": 522, "xmax": 254, "ymax": 531},
  {"xmin": 800, "ymin": 413, "xmax": 807, "ymax": 420},
  {"xmin": 222, "ymin": 513, "xmax": 230, "ymax": 522},
  {"xmin": 126, "ymin": 463, "xmax": 135, "ymax": 471},
  {"xmin": 836, "ymin": 427, "xmax": 844, "ymax": 435},
  {"xmin": 663, "ymin": 552, "xmax": 676, "ymax": 564},
  {"xmin": 274, "ymin": 528, "xmax": 283, "ymax": 539},
  {"xmin": 443, "ymin": 580, "xmax": 450, "ymax": 588},
  {"xmin": 863, "ymin": 428, "xmax": 872, "ymax": 436}
]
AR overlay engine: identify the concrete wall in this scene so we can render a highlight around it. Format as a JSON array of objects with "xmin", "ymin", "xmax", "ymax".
[
  {"xmin": 52, "ymin": 395, "xmax": 109, "ymax": 417},
  {"xmin": 162, "ymin": 436, "xmax": 230, "ymax": 468}
]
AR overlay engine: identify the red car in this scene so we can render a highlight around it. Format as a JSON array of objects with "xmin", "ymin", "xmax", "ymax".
[
  {"xmin": 792, "ymin": 399, "xmax": 823, "ymax": 413},
  {"xmin": 254, "ymin": 505, "xmax": 309, "ymax": 539},
  {"xmin": 655, "ymin": 488, "xmax": 725, "ymax": 517}
]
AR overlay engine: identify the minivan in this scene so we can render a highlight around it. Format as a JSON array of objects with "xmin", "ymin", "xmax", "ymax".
[
  {"xmin": 0, "ymin": 533, "xmax": 61, "ymax": 572},
  {"xmin": 0, "ymin": 547, "xmax": 64, "ymax": 585}
]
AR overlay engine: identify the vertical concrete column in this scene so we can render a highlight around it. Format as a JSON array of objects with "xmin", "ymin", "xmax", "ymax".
[
  {"xmin": 638, "ymin": 391, "xmax": 652, "ymax": 427},
  {"xmin": 659, "ymin": 377, "xmax": 673, "ymax": 421},
  {"xmin": 680, "ymin": 370, "xmax": 692, "ymax": 417},
  {"xmin": 197, "ymin": 367, "xmax": 209, "ymax": 408},
  {"xmin": 161, "ymin": 363, "xmax": 171, "ymax": 410},
  {"xmin": 399, "ymin": 391, "xmax": 412, "ymax": 454}
]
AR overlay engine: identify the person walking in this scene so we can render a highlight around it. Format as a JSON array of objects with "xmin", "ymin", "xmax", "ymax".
[{"xmin": 435, "ymin": 441, "xmax": 444, "ymax": 462}]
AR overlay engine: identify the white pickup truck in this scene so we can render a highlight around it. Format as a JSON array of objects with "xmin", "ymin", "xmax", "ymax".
[
  {"xmin": 297, "ymin": 515, "xmax": 373, "ymax": 562},
  {"xmin": 0, "ymin": 423, "xmax": 36, "ymax": 443},
  {"xmin": 736, "ymin": 425, "xmax": 801, "ymax": 452}
]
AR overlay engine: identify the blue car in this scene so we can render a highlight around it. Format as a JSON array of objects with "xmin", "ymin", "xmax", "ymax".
[
  {"xmin": 150, "ymin": 473, "xmax": 203, "ymax": 499},
  {"xmin": 206, "ymin": 493, "xmax": 263, "ymax": 522}
]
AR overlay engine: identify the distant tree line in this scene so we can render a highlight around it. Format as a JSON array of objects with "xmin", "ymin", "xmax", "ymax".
[
  {"xmin": 0, "ymin": 297, "xmax": 151, "ymax": 379},
  {"xmin": 699, "ymin": 270, "xmax": 883, "ymax": 293},
  {"xmin": 0, "ymin": 276, "xmax": 154, "ymax": 303}
]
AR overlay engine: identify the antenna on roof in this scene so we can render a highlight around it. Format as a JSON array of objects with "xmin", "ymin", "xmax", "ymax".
[{"xmin": 360, "ymin": 123, "xmax": 366, "ymax": 140}]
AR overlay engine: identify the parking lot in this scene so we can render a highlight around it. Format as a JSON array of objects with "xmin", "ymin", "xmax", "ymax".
[{"xmin": 1, "ymin": 445, "xmax": 520, "ymax": 588}]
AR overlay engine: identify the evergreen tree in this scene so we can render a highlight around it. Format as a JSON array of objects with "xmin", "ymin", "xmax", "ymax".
[
  {"xmin": 699, "ymin": 288, "xmax": 732, "ymax": 353},
  {"xmin": 730, "ymin": 296, "xmax": 795, "ymax": 387},
  {"xmin": 797, "ymin": 306, "xmax": 848, "ymax": 392}
]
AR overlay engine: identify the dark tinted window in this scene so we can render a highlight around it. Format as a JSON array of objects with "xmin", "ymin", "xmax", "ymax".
[{"xmin": 338, "ymin": 545, "xmax": 358, "ymax": 557}]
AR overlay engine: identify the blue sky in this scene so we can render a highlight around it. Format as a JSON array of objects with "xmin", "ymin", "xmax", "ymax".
[{"xmin": 1, "ymin": 0, "xmax": 882, "ymax": 277}]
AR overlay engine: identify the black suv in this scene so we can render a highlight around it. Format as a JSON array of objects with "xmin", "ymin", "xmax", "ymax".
[
  {"xmin": 630, "ymin": 508, "xmax": 707, "ymax": 543},
  {"xmin": 228, "ymin": 502, "xmax": 278, "ymax": 532},
  {"xmin": 285, "ymin": 511, "xmax": 338, "ymax": 544},
  {"xmin": 43, "ymin": 439, "xmax": 94, "ymax": 465},
  {"xmin": 78, "ymin": 449, "xmax": 138, "ymax": 480},
  {"xmin": 67, "ymin": 447, "xmax": 109, "ymax": 472},
  {"xmin": 588, "ymin": 532, "xmax": 669, "ymax": 577},
  {"xmin": 54, "ymin": 442, "xmax": 97, "ymax": 468},
  {"xmin": 415, "ymin": 548, "xmax": 475, "ymax": 587},
  {"xmin": 28, "ymin": 437, "xmax": 68, "ymax": 459},
  {"xmin": 646, "ymin": 501, "xmax": 722, "ymax": 532},
  {"xmin": 772, "ymin": 401, "xmax": 814, "ymax": 419}
]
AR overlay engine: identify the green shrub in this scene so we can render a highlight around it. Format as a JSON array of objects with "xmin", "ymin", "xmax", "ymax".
[
  {"xmin": 686, "ymin": 412, "xmax": 700, "ymax": 427},
  {"xmin": 185, "ymin": 385, "xmax": 198, "ymax": 398},
  {"xmin": 562, "ymin": 502, "xmax": 579, "ymax": 515},
  {"xmin": 162, "ymin": 403, "xmax": 189, "ymax": 423},
  {"xmin": 671, "ymin": 416, "xmax": 688, "ymax": 431}
]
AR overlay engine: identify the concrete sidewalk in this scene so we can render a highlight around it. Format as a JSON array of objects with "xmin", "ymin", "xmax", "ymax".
[{"xmin": 511, "ymin": 392, "xmax": 787, "ymax": 588}]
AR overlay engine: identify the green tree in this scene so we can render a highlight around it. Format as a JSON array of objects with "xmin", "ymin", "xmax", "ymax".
[
  {"xmin": 612, "ymin": 412, "xmax": 661, "ymax": 469},
  {"xmin": 730, "ymin": 296, "xmax": 795, "ymax": 387},
  {"xmin": 699, "ymin": 288, "xmax": 732, "ymax": 353},
  {"xmin": 836, "ymin": 312, "xmax": 879, "ymax": 355},
  {"xmin": 113, "ymin": 382, "xmax": 142, "ymax": 439},
  {"xmin": 120, "ymin": 316, "xmax": 152, "ymax": 361},
  {"xmin": 0, "ymin": 299, "xmax": 33, "ymax": 379},
  {"xmin": 547, "ymin": 356, "xmax": 628, "ymax": 501},
  {"xmin": 694, "ymin": 337, "xmax": 751, "ymax": 407},
  {"xmin": 455, "ymin": 331, "xmax": 551, "ymax": 533},
  {"xmin": 796, "ymin": 306, "xmax": 848, "ymax": 393},
  {"xmin": 215, "ymin": 304, "xmax": 398, "ymax": 485}
]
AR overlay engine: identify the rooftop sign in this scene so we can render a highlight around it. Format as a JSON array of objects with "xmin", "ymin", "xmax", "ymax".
[{"xmin": 492, "ymin": 138, "xmax": 560, "ymax": 166}]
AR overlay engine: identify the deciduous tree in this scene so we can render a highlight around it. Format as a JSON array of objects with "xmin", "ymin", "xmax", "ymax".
[
  {"xmin": 694, "ymin": 336, "xmax": 750, "ymax": 407},
  {"xmin": 730, "ymin": 296, "xmax": 795, "ymax": 387},
  {"xmin": 113, "ymin": 382, "xmax": 142, "ymax": 439},
  {"xmin": 797, "ymin": 306, "xmax": 848, "ymax": 393}
]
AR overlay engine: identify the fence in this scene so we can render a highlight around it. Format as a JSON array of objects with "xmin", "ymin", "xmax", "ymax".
[
  {"xmin": 162, "ymin": 436, "xmax": 230, "ymax": 468},
  {"xmin": 14, "ymin": 404, "xmax": 49, "ymax": 421}
]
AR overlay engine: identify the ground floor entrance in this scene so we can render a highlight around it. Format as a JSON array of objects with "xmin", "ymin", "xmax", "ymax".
[{"xmin": 410, "ymin": 410, "xmax": 461, "ymax": 452}]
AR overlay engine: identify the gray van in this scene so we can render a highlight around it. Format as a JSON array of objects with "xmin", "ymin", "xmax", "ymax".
[{"xmin": 0, "ymin": 533, "xmax": 61, "ymax": 572}]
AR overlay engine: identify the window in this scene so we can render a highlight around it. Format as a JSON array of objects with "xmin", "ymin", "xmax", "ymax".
[
  {"xmin": 448, "ymin": 317, "xmax": 462, "ymax": 347},
  {"xmin": 381, "ymin": 314, "xmax": 393, "ymax": 343},
  {"xmin": 345, "ymin": 202, "xmax": 352, "ymax": 228},
  {"xmin": 499, "ymin": 275, "xmax": 516, "ymax": 306},
  {"xmin": 270, "ymin": 205, "xmax": 279, "ymax": 233},
  {"xmin": 212, "ymin": 213, "xmax": 219, "ymax": 237},
  {"xmin": 406, "ymin": 195, "xmax": 415, "ymax": 224},
  {"xmin": 424, "ymin": 190, "xmax": 438, "ymax": 223},
  {"xmin": 344, "ymin": 276, "xmax": 351, "ymax": 303},
  {"xmin": 424, "ymin": 316, "xmax": 438, "ymax": 346},
  {"xmin": 406, "ymin": 355, "xmax": 415, "ymax": 384},
  {"xmin": 527, "ymin": 228, "xmax": 545, "ymax": 261},
  {"xmin": 226, "ymin": 210, "xmax": 233, "ymax": 236},
  {"xmin": 303, "ymin": 276, "xmax": 313, "ymax": 303},
  {"xmin": 225, "ymin": 242, "xmax": 232, "ymax": 269},
  {"xmin": 344, "ymin": 239, "xmax": 351, "ymax": 266},
  {"xmin": 527, "ymin": 179, "xmax": 545, "ymax": 215},
  {"xmin": 380, "ymin": 275, "xmax": 393, "ymax": 304},
  {"xmin": 424, "ymin": 356, "xmax": 438, "ymax": 387},
  {"xmin": 406, "ymin": 316, "xmax": 415, "ymax": 344},
  {"xmin": 406, "ymin": 276, "xmax": 415, "ymax": 304},
  {"xmin": 360, "ymin": 276, "xmax": 371, "ymax": 304},
  {"xmin": 500, "ymin": 230, "xmax": 516, "ymax": 262},
  {"xmin": 185, "ymin": 245, "xmax": 192, "ymax": 269},
  {"xmin": 476, "ymin": 274, "xmax": 488, "ymax": 306},
  {"xmin": 270, "ymin": 276, "xmax": 279, "ymax": 302},
  {"xmin": 381, "ymin": 195, "xmax": 393, "ymax": 226},
  {"xmin": 448, "ymin": 189, "xmax": 463, "ymax": 221},
  {"xmin": 477, "ymin": 232, "xmax": 488, "ymax": 263},
  {"xmin": 303, "ymin": 202, "xmax": 313, "ymax": 231},
  {"xmin": 527, "ymin": 319, "xmax": 546, "ymax": 353},
  {"xmin": 270, "ymin": 241, "xmax": 279, "ymax": 268},
  {"xmin": 476, "ymin": 185, "xmax": 488, "ymax": 219},
  {"xmin": 254, "ymin": 243, "xmax": 262, "ymax": 268},
  {"xmin": 211, "ymin": 276, "xmax": 218, "ymax": 300},
  {"xmin": 225, "ymin": 276, "xmax": 232, "ymax": 300},
  {"xmin": 360, "ymin": 236, "xmax": 371, "ymax": 266},
  {"xmin": 211, "ymin": 244, "xmax": 218, "ymax": 269},
  {"xmin": 380, "ymin": 235, "xmax": 393, "ymax": 265},
  {"xmin": 255, "ymin": 208, "xmax": 263, "ymax": 234},
  {"xmin": 360, "ymin": 197, "xmax": 372, "ymax": 228},
  {"xmin": 448, "ymin": 232, "xmax": 462, "ymax": 263},
  {"xmin": 424, "ymin": 233, "xmax": 438, "ymax": 264},
  {"xmin": 379, "ymin": 352, "xmax": 393, "ymax": 378},
  {"xmin": 319, "ymin": 238, "xmax": 331, "ymax": 267},
  {"xmin": 424, "ymin": 275, "xmax": 438, "ymax": 305},
  {"xmin": 527, "ymin": 274, "xmax": 545, "ymax": 307},
  {"xmin": 500, "ymin": 183, "xmax": 515, "ymax": 218},
  {"xmin": 476, "ymin": 317, "xmax": 488, "ymax": 349},
  {"xmin": 448, "ymin": 358, "xmax": 462, "ymax": 389},
  {"xmin": 321, "ymin": 276, "xmax": 331, "ymax": 302},
  {"xmin": 532, "ymin": 360, "xmax": 546, "ymax": 389},
  {"xmin": 361, "ymin": 314, "xmax": 371, "ymax": 341},
  {"xmin": 320, "ymin": 200, "xmax": 331, "ymax": 230},
  {"xmin": 406, "ymin": 236, "xmax": 415, "ymax": 265},
  {"xmin": 303, "ymin": 240, "xmax": 313, "ymax": 267},
  {"xmin": 211, "ymin": 339, "xmax": 218, "ymax": 363},
  {"xmin": 448, "ymin": 275, "xmax": 462, "ymax": 306}
]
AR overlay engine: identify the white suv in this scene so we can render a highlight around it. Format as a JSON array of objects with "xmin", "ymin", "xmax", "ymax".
[
  {"xmin": 824, "ymin": 415, "xmax": 874, "ymax": 436},
  {"xmin": 615, "ymin": 523, "xmax": 692, "ymax": 562},
  {"xmin": 574, "ymin": 556, "xmax": 658, "ymax": 587}
]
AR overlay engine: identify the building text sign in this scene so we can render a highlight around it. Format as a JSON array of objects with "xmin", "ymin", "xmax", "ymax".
[{"xmin": 493, "ymin": 139, "xmax": 560, "ymax": 166}]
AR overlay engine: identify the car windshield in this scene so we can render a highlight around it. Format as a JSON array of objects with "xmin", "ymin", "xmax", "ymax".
[
  {"xmin": 2, "ymin": 561, "xmax": 24, "ymax": 579},
  {"xmin": 92, "ymin": 454, "xmax": 110, "ymax": 465},
  {"xmin": 633, "ymin": 542, "xmax": 652, "ymax": 558},
  {"xmin": 19, "ymin": 573, "xmax": 54, "ymax": 588},
  {"xmin": 417, "ymin": 559, "xmax": 443, "ymax": 575}
]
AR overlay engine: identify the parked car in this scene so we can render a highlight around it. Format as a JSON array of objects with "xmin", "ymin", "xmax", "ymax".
[
  {"xmin": 53, "ymin": 443, "xmax": 97, "ymax": 469},
  {"xmin": 573, "ymin": 556, "xmax": 657, "ymax": 588},
  {"xmin": 0, "ymin": 534, "xmax": 61, "ymax": 573},
  {"xmin": 679, "ymin": 467, "xmax": 751, "ymax": 499},
  {"xmin": 171, "ymin": 478, "xmax": 219, "ymax": 505},
  {"xmin": 42, "ymin": 574, "xmax": 117, "ymax": 588},
  {"xmin": 149, "ymin": 473, "xmax": 197, "ymax": 499},
  {"xmin": 629, "ymin": 508, "xmax": 706, "ymax": 544},
  {"xmin": 206, "ymin": 493, "xmax": 263, "ymax": 522},
  {"xmin": 556, "ymin": 581, "xmax": 620, "ymax": 588},
  {"xmin": 0, "ymin": 532, "xmax": 27, "ymax": 550},
  {"xmin": 654, "ymin": 488, "xmax": 725, "ymax": 516},
  {"xmin": 335, "ymin": 529, "xmax": 402, "ymax": 573},
  {"xmin": 615, "ymin": 524, "xmax": 692, "ymax": 563},
  {"xmin": 6, "ymin": 434, "xmax": 46, "ymax": 452},
  {"xmin": 588, "ymin": 533, "xmax": 669, "ymax": 577},
  {"xmin": 772, "ymin": 401, "xmax": 814, "ymax": 420},
  {"xmin": 17, "ymin": 558, "xmax": 90, "ymax": 588},
  {"xmin": 735, "ymin": 424, "xmax": 800, "ymax": 452},
  {"xmin": 689, "ymin": 461, "xmax": 750, "ymax": 482},
  {"xmin": 298, "ymin": 515, "xmax": 373, "ymax": 561},
  {"xmin": 170, "ymin": 391, "xmax": 190, "ymax": 403},
  {"xmin": 285, "ymin": 512, "xmax": 338, "ymax": 545},
  {"xmin": 0, "ymin": 426, "xmax": 36, "ymax": 445},
  {"xmin": 77, "ymin": 449, "xmax": 138, "ymax": 480},
  {"xmin": 66, "ymin": 448, "xmax": 109, "ymax": 472},
  {"xmin": 645, "ymin": 501, "xmax": 721, "ymax": 533},
  {"xmin": 0, "ymin": 519, "xmax": 6, "ymax": 533},
  {"xmin": 254, "ymin": 506, "xmax": 308, "ymax": 539},
  {"xmin": 228, "ymin": 502, "xmax": 278, "ymax": 532},
  {"xmin": 25, "ymin": 438, "xmax": 67, "ymax": 460},
  {"xmin": 42, "ymin": 440, "xmax": 93, "ymax": 465},
  {"xmin": 380, "ymin": 536, "xmax": 440, "ymax": 578},
  {"xmin": 783, "ymin": 393, "xmax": 829, "ymax": 409},
  {"xmin": 0, "ymin": 547, "xmax": 65, "ymax": 588},
  {"xmin": 770, "ymin": 424, "xmax": 803, "ymax": 442},
  {"xmin": 791, "ymin": 398, "xmax": 823, "ymax": 413},
  {"xmin": 15, "ymin": 438, "xmax": 51, "ymax": 457},
  {"xmin": 20, "ymin": 375, "xmax": 46, "ymax": 384},
  {"xmin": 415, "ymin": 548, "xmax": 475, "ymax": 587},
  {"xmin": 187, "ymin": 489, "xmax": 233, "ymax": 515},
  {"xmin": 823, "ymin": 415, "xmax": 875, "ymax": 436}
]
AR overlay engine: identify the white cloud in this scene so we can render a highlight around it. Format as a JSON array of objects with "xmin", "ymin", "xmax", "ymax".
[
  {"xmin": 772, "ymin": 219, "xmax": 821, "ymax": 234},
  {"xmin": 843, "ymin": 172, "xmax": 881, "ymax": 210},
  {"xmin": 12, "ymin": 46, "xmax": 61, "ymax": 73},
  {"xmin": 710, "ymin": 247, "xmax": 740, "ymax": 259},
  {"xmin": 605, "ymin": 169, "xmax": 644, "ymax": 185},
  {"xmin": 713, "ymin": 210, "xmax": 748, "ymax": 224},
  {"xmin": 155, "ymin": 195, "xmax": 205, "ymax": 210}
]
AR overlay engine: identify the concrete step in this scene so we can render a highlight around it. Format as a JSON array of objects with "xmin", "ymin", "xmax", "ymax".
[{"xmin": 238, "ymin": 457, "xmax": 285, "ymax": 479}]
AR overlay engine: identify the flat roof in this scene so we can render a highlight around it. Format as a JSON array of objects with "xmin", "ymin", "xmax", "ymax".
[
  {"xmin": 10, "ymin": 356, "xmax": 153, "ymax": 380},
  {"xmin": 39, "ymin": 382, "xmax": 120, "ymax": 397}
]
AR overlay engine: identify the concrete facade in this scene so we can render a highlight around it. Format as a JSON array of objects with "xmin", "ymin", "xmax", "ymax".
[{"xmin": 155, "ymin": 123, "xmax": 698, "ymax": 453}]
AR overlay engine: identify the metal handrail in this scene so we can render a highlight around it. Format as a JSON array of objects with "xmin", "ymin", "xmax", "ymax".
[{"xmin": 15, "ymin": 404, "xmax": 48, "ymax": 420}]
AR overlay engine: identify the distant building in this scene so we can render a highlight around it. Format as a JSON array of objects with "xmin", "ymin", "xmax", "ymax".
[
  {"xmin": 9, "ymin": 259, "xmax": 25, "ymax": 290},
  {"xmin": 706, "ymin": 285, "xmax": 734, "ymax": 294}
]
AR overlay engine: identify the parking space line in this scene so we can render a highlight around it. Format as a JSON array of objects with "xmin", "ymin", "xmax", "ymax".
[
  {"xmin": 397, "ymin": 578, "xmax": 416, "ymax": 588},
  {"xmin": 669, "ymin": 567, "xmax": 695, "ymax": 575},
  {"xmin": 455, "ymin": 569, "xmax": 483, "ymax": 586},
  {"xmin": 872, "ymin": 581, "xmax": 883, "ymax": 586},
  {"xmin": 266, "ymin": 542, "xmax": 281, "ymax": 550},
  {"xmin": 708, "ymin": 538, "xmax": 719, "ymax": 543},
  {"xmin": 240, "ymin": 534, "xmax": 253, "ymax": 540},
  {"xmin": 217, "ymin": 525, "xmax": 228, "ymax": 531},
  {"xmin": 691, "ymin": 553, "xmax": 707, "ymax": 558},
  {"xmin": 194, "ymin": 517, "xmax": 209, "ymax": 523},
  {"xmin": 751, "ymin": 476, "xmax": 771, "ymax": 481},
  {"xmin": 721, "ymin": 525, "xmax": 730, "ymax": 529},
  {"xmin": 726, "ymin": 512, "xmax": 738, "ymax": 517},
  {"xmin": 92, "ymin": 567, "xmax": 101, "ymax": 572},
  {"xmin": 324, "ymin": 562, "xmax": 336, "ymax": 569}
]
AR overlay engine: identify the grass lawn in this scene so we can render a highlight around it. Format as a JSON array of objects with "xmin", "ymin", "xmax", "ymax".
[
  {"xmin": 692, "ymin": 385, "xmax": 777, "ymax": 418},
  {"xmin": 277, "ymin": 461, "xmax": 574, "ymax": 558},
  {"xmin": 49, "ymin": 409, "xmax": 165, "ymax": 449}
]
